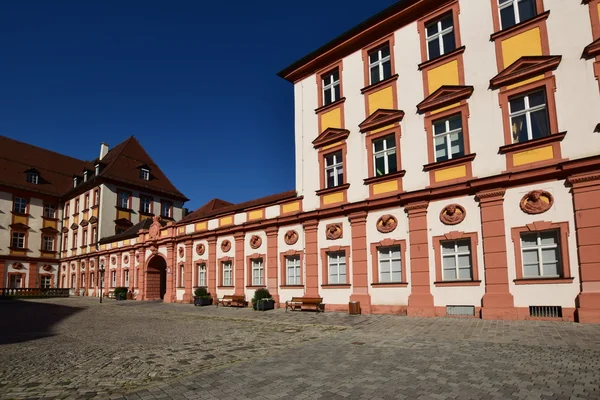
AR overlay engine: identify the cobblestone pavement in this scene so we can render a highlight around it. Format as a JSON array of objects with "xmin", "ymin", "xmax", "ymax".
[{"xmin": 1, "ymin": 298, "xmax": 600, "ymax": 400}]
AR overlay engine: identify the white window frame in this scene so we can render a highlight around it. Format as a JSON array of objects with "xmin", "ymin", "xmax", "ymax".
[
  {"xmin": 161, "ymin": 201, "xmax": 172, "ymax": 218},
  {"xmin": 368, "ymin": 44, "xmax": 391, "ymax": 85},
  {"xmin": 41, "ymin": 275, "xmax": 52, "ymax": 289},
  {"xmin": 124, "ymin": 269, "xmax": 130, "ymax": 287},
  {"xmin": 197, "ymin": 263, "xmax": 207, "ymax": 287},
  {"xmin": 441, "ymin": 240, "xmax": 473, "ymax": 281},
  {"xmin": 498, "ymin": 0, "xmax": 536, "ymax": 29},
  {"xmin": 521, "ymin": 230, "xmax": 561, "ymax": 278},
  {"xmin": 327, "ymin": 251, "xmax": 347, "ymax": 284},
  {"xmin": 251, "ymin": 258, "xmax": 264, "ymax": 286},
  {"xmin": 322, "ymin": 69, "xmax": 340, "ymax": 106},
  {"xmin": 425, "ymin": 15, "xmax": 454, "ymax": 60},
  {"xmin": 10, "ymin": 274, "xmax": 23, "ymax": 288},
  {"xmin": 140, "ymin": 168, "xmax": 150, "ymax": 181},
  {"xmin": 378, "ymin": 245, "xmax": 402, "ymax": 283},
  {"xmin": 92, "ymin": 227, "xmax": 98, "ymax": 243},
  {"xmin": 118, "ymin": 191, "xmax": 129, "ymax": 209},
  {"xmin": 141, "ymin": 196, "xmax": 152, "ymax": 214},
  {"xmin": 27, "ymin": 171, "xmax": 39, "ymax": 184},
  {"xmin": 90, "ymin": 273, "xmax": 95, "ymax": 288},
  {"xmin": 14, "ymin": 197, "xmax": 27, "ymax": 214},
  {"xmin": 83, "ymin": 230, "xmax": 88, "ymax": 246},
  {"xmin": 324, "ymin": 151, "xmax": 343, "ymax": 188},
  {"xmin": 43, "ymin": 235, "xmax": 54, "ymax": 251},
  {"xmin": 11, "ymin": 232, "xmax": 25, "ymax": 249},
  {"xmin": 111, "ymin": 271, "xmax": 116, "ymax": 287},
  {"xmin": 179, "ymin": 264, "xmax": 185, "ymax": 287},
  {"xmin": 44, "ymin": 204, "xmax": 56, "ymax": 218},
  {"xmin": 509, "ymin": 90, "xmax": 547, "ymax": 143},
  {"xmin": 373, "ymin": 135, "xmax": 397, "ymax": 176},
  {"xmin": 433, "ymin": 115, "xmax": 463, "ymax": 162},
  {"xmin": 285, "ymin": 256, "xmax": 301, "ymax": 285},
  {"xmin": 222, "ymin": 261, "xmax": 232, "ymax": 286}
]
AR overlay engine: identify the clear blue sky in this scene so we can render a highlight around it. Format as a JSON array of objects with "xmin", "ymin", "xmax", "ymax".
[{"xmin": 0, "ymin": 0, "xmax": 397, "ymax": 211}]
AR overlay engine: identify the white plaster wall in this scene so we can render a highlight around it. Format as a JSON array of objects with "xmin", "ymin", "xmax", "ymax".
[
  {"xmin": 265, "ymin": 205, "xmax": 279, "ymax": 219},
  {"xmin": 0, "ymin": 191, "xmax": 13, "ymax": 255},
  {"xmin": 294, "ymin": 82, "xmax": 305, "ymax": 198},
  {"xmin": 99, "ymin": 183, "xmax": 116, "ymax": 240},
  {"xmin": 176, "ymin": 288, "xmax": 185, "ymax": 301},
  {"xmin": 234, "ymin": 212, "xmax": 247, "ymax": 225},
  {"xmin": 546, "ymin": 0, "xmax": 600, "ymax": 160},
  {"xmin": 504, "ymin": 181, "xmax": 580, "ymax": 307},
  {"xmin": 244, "ymin": 230, "xmax": 267, "ymax": 298},
  {"xmin": 207, "ymin": 218, "xmax": 218, "ymax": 230},
  {"xmin": 192, "ymin": 239, "xmax": 209, "ymax": 288},
  {"xmin": 6, "ymin": 261, "xmax": 29, "ymax": 287},
  {"xmin": 317, "ymin": 217, "xmax": 352, "ymax": 304},
  {"xmin": 428, "ymin": 195, "xmax": 485, "ymax": 307},
  {"xmin": 278, "ymin": 223, "xmax": 306, "ymax": 301},
  {"xmin": 216, "ymin": 235, "xmax": 235, "ymax": 292},
  {"xmin": 366, "ymin": 207, "xmax": 411, "ymax": 306},
  {"xmin": 185, "ymin": 224, "xmax": 194, "ymax": 234},
  {"xmin": 176, "ymin": 244, "xmax": 185, "ymax": 264}
]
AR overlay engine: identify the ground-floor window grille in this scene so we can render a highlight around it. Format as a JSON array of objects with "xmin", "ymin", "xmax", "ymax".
[
  {"xmin": 529, "ymin": 306, "xmax": 562, "ymax": 318},
  {"xmin": 446, "ymin": 305, "xmax": 475, "ymax": 316}
]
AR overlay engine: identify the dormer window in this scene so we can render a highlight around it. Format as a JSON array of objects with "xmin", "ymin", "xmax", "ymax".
[
  {"xmin": 73, "ymin": 177, "xmax": 79, "ymax": 188},
  {"xmin": 27, "ymin": 171, "xmax": 39, "ymax": 184},
  {"xmin": 95, "ymin": 164, "xmax": 101, "ymax": 176},
  {"xmin": 83, "ymin": 171, "xmax": 89, "ymax": 182},
  {"xmin": 140, "ymin": 168, "xmax": 150, "ymax": 181}
]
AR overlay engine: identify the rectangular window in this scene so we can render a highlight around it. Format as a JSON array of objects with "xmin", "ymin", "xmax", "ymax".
[
  {"xmin": 140, "ymin": 168, "xmax": 150, "ymax": 181},
  {"xmin": 441, "ymin": 239, "xmax": 473, "ymax": 280},
  {"xmin": 83, "ymin": 230, "xmax": 88, "ymax": 246},
  {"xmin": 40, "ymin": 275, "xmax": 51, "ymax": 288},
  {"xmin": 197, "ymin": 263, "xmax": 207, "ymax": 287},
  {"xmin": 433, "ymin": 115, "xmax": 464, "ymax": 162},
  {"xmin": 81, "ymin": 273, "xmax": 85, "ymax": 288},
  {"xmin": 94, "ymin": 189, "xmax": 100, "ymax": 206},
  {"xmin": 222, "ymin": 261, "xmax": 232, "ymax": 286},
  {"xmin": 90, "ymin": 273, "xmax": 95, "ymax": 288},
  {"xmin": 63, "ymin": 233, "xmax": 68, "ymax": 251},
  {"xmin": 140, "ymin": 196, "xmax": 152, "ymax": 214},
  {"xmin": 124, "ymin": 270, "xmax": 130, "ymax": 287},
  {"xmin": 285, "ymin": 256, "xmax": 301, "ymax": 285},
  {"xmin": 327, "ymin": 251, "xmax": 347, "ymax": 284},
  {"xmin": 179, "ymin": 264, "xmax": 185, "ymax": 287},
  {"xmin": 71, "ymin": 274, "xmax": 76, "ymax": 288},
  {"xmin": 13, "ymin": 197, "xmax": 27, "ymax": 214},
  {"xmin": 72, "ymin": 232, "xmax": 78, "ymax": 249},
  {"xmin": 92, "ymin": 227, "xmax": 98, "ymax": 244},
  {"xmin": 9, "ymin": 274, "xmax": 22, "ymax": 288},
  {"xmin": 521, "ymin": 230, "xmax": 561, "ymax": 278},
  {"xmin": 161, "ymin": 201, "xmax": 173, "ymax": 218},
  {"xmin": 378, "ymin": 246, "xmax": 402, "ymax": 283},
  {"xmin": 368, "ymin": 44, "xmax": 392, "ymax": 85},
  {"xmin": 325, "ymin": 151, "xmax": 344, "ymax": 188},
  {"xmin": 27, "ymin": 172, "xmax": 39, "ymax": 184},
  {"xmin": 251, "ymin": 258, "xmax": 264, "ymax": 286},
  {"xmin": 499, "ymin": 0, "xmax": 537, "ymax": 30},
  {"xmin": 509, "ymin": 90, "xmax": 550, "ymax": 144},
  {"xmin": 43, "ymin": 204, "xmax": 56, "ymax": 218},
  {"xmin": 43, "ymin": 235, "xmax": 54, "ymax": 251},
  {"xmin": 11, "ymin": 232, "xmax": 25, "ymax": 249},
  {"xmin": 322, "ymin": 69, "xmax": 340, "ymax": 106},
  {"xmin": 426, "ymin": 14, "xmax": 456, "ymax": 60},
  {"xmin": 111, "ymin": 271, "xmax": 116, "ymax": 287},
  {"xmin": 115, "ymin": 226, "xmax": 128, "ymax": 235},
  {"xmin": 373, "ymin": 135, "xmax": 397, "ymax": 176},
  {"xmin": 75, "ymin": 199, "xmax": 79, "ymax": 214},
  {"xmin": 118, "ymin": 191, "xmax": 130, "ymax": 209},
  {"xmin": 84, "ymin": 194, "xmax": 89, "ymax": 210},
  {"xmin": 65, "ymin": 203, "xmax": 70, "ymax": 218}
]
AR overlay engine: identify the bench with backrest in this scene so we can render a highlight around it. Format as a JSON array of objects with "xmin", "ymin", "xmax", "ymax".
[
  {"xmin": 217, "ymin": 295, "xmax": 248, "ymax": 308},
  {"xmin": 285, "ymin": 296, "xmax": 325, "ymax": 313}
]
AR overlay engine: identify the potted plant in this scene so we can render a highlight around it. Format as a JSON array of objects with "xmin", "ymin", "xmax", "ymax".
[
  {"xmin": 193, "ymin": 287, "xmax": 213, "ymax": 306},
  {"xmin": 114, "ymin": 287, "xmax": 128, "ymax": 301},
  {"xmin": 252, "ymin": 288, "xmax": 274, "ymax": 311}
]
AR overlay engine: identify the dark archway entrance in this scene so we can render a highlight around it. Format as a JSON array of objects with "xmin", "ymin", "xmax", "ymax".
[{"xmin": 146, "ymin": 256, "xmax": 167, "ymax": 300}]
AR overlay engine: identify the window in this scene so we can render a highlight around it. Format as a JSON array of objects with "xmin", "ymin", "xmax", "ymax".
[
  {"xmin": 9, "ymin": 274, "xmax": 22, "ymax": 288},
  {"xmin": 27, "ymin": 171, "xmax": 39, "ymax": 184},
  {"xmin": 65, "ymin": 203, "xmax": 70, "ymax": 218},
  {"xmin": 140, "ymin": 196, "xmax": 152, "ymax": 214},
  {"xmin": 285, "ymin": 256, "xmax": 301, "ymax": 285},
  {"xmin": 13, "ymin": 197, "xmax": 27, "ymax": 214},
  {"xmin": 11, "ymin": 232, "xmax": 25, "ymax": 249},
  {"xmin": 179, "ymin": 264, "xmax": 185, "ymax": 287},
  {"xmin": 75, "ymin": 199, "xmax": 79, "ymax": 214},
  {"xmin": 95, "ymin": 164, "xmax": 100, "ymax": 176},
  {"xmin": 84, "ymin": 194, "xmax": 89, "ymax": 210},
  {"xmin": 117, "ymin": 191, "xmax": 130, "ymax": 209},
  {"xmin": 72, "ymin": 232, "xmax": 78, "ymax": 249},
  {"xmin": 43, "ymin": 204, "xmax": 56, "ymax": 218},
  {"xmin": 441, "ymin": 239, "xmax": 472, "ymax": 280},
  {"xmin": 111, "ymin": 271, "xmax": 116, "ymax": 287},
  {"xmin": 325, "ymin": 151, "xmax": 344, "ymax": 188},
  {"xmin": 83, "ymin": 171, "xmax": 89, "ymax": 182},
  {"xmin": 373, "ymin": 135, "xmax": 397, "ymax": 176},
  {"xmin": 43, "ymin": 235, "xmax": 54, "ymax": 251},
  {"xmin": 433, "ymin": 115, "xmax": 464, "ymax": 162},
  {"xmin": 197, "ymin": 263, "xmax": 207, "ymax": 287},
  {"xmin": 521, "ymin": 230, "xmax": 560, "ymax": 278},
  {"xmin": 378, "ymin": 246, "xmax": 402, "ymax": 283},
  {"xmin": 425, "ymin": 14, "xmax": 456, "ymax": 60},
  {"xmin": 368, "ymin": 44, "xmax": 392, "ymax": 84},
  {"xmin": 222, "ymin": 261, "xmax": 232, "ymax": 286},
  {"xmin": 90, "ymin": 273, "xmax": 95, "ymax": 288},
  {"xmin": 327, "ymin": 251, "xmax": 347, "ymax": 284},
  {"xmin": 83, "ymin": 230, "xmax": 88, "ymax": 246},
  {"xmin": 73, "ymin": 177, "xmax": 78, "ymax": 188},
  {"xmin": 509, "ymin": 90, "xmax": 550, "ymax": 144},
  {"xmin": 498, "ymin": 0, "xmax": 537, "ymax": 30},
  {"xmin": 115, "ymin": 226, "xmax": 128, "ymax": 235},
  {"xmin": 124, "ymin": 270, "xmax": 130, "ymax": 287},
  {"xmin": 81, "ymin": 273, "xmax": 85, "ymax": 288},
  {"xmin": 71, "ymin": 274, "xmax": 76, "ymax": 288},
  {"xmin": 94, "ymin": 189, "xmax": 100, "ymax": 206},
  {"xmin": 322, "ymin": 69, "xmax": 340, "ymax": 106},
  {"xmin": 40, "ymin": 275, "xmax": 51, "ymax": 289},
  {"xmin": 63, "ymin": 233, "xmax": 68, "ymax": 251},
  {"xmin": 161, "ymin": 201, "xmax": 173, "ymax": 218},
  {"xmin": 251, "ymin": 258, "xmax": 264, "ymax": 286},
  {"xmin": 92, "ymin": 227, "xmax": 98, "ymax": 243},
  {"xmin": 140, "ymin": 168, "xmax": 150, "ymax": 181}
]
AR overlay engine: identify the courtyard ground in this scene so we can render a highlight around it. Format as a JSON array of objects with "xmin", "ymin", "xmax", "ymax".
[{"xmin": 1, "ymin": 298, "xmax": 599, "ymax": 400}]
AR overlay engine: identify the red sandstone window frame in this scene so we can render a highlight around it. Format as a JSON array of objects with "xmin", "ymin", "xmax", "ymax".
[
  {"xmin": 9, "ymin": 229, "xmax": 28, "ymax": 251},
  {"xmin": 362, "ymin": 126, "xmax": 406, "ymax": 198},
  {"xmin": 12, "ymin": 196, "xmax": 29, "ymax": 215},
  {"xmin": 280, "ymin": 250, "xmax": 304, "ymax": 287},
  {"xmin": 320, "ymin": 245, "xmax": 351, "ymax": 288},
  {"xmin": 84, "ymin": 194, "xmax": 89, "ymax": 211},
  {"xmin": 315, "ymin": 60, "xmax": 344, "ymax": 111},
  {"xmin": 315, "ymin": 142, "xmax": 350, "ymax": 207},
  {"xmin": 417, "ymin": 1, "xmax": 463, "ymax": 64},
  {"xmin": 489, "ymin": 0, "xmax": 545, "ymax": 35},
  {"xmin": 432, "ymin": 231, "xmax": 481, "ymax": 286},
  {"xmin": 510, "ymin": 221, "xmax": 573, "ymax": 284},
  {"xmin": 177, "ymin": 263, "xmax": 185, "ymax": 288},
  {"xmin": 139, "ymin": 195, "xmax": 154, "ymax": 215},
  {"xmin": 370, "ymin": 239, "xmax": 407, "ymax": 287},
  {"xmin": 160, "ymin": 200, "xmax": 173, "ymax": 219},
  {"xmin": 74, "ymin": 198, "xmax": 80, "ymax": 215},
  {"xmin": 361, "ymin": 35, "xmax": 396, "ymax": 90},
  {"xmin": 7, "ymin": 272, "xmax": 26, "ymax": 288},
  {"xmin": 195, "ymin": 260, "xmax": 208, "ymax": 287},
  {"xmin": 116, "ymin": 189, "xmax": 132, "ymax": 210},
  {"xmin": 217, "ymin": 256, "xmax": 234, "ymax": 288},
  {"xmin": 39, "ymin": 273, "xmax": 54, "ymax": 288},
  {"xmin": 246, "ymin": 253, "xmax": 266, "ymax": 288},
  {"xmin": 42, "ymin": 234, "xmax": 56, "ymax": 252},
  {"xmin": 93, "ymin": 188, "xmax": 100, "ymax": 207}
]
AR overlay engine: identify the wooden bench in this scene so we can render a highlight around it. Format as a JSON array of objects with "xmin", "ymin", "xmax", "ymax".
[
  {"xmin": 285, "ymin": 296, "xmax": 325, "ymax": 313},
  {"xmin": 216, "ymin": 295, "xmax": 248, "ymax": 308}
]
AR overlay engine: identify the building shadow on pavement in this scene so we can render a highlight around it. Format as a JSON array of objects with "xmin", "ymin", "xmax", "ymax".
[{"xmin": 0, "ymin": 299, "xmax": 85, "ymax": 345}]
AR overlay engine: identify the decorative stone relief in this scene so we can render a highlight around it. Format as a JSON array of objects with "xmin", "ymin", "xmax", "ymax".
[
  {"xmin": 196, "ymin": 243, "xmax": 205, "ymax": 256},
  {"xmin": 520, "ymin": 190, "xmax": 553, "ymax": 215},
  {"xmin": 111, "ymin": 257, "xmax": 116, "ymax": 266},
  {"xmin": 178, "ymin": 247, "xmax": 184, "ymax": 258},
  {"xmin": 123, "ymin": 255, "xmax": 129, "ymax": 264},
  {"xmin": 284, "ymin": 230, "xmax": 299, "ymax": 245},
  {"xmin": 221, "ymin": 240, "xmax": 231, "ymax": 252},
  {"xmin": 440, "ymin": 204, "xmax": 466, "ymax": 225},
  {"xmin": 13, "ymin": 263, "xmax": 24, "ymax": 270},
  {"xmin": 376, "ymin": 214, "xmax": 398, "ymax": 233},
  {"xmin": 135, "ymin": 252, "xmax": 139, "ymax": 262},
  {"xmin": 43, "ymin": 265, "xmax": 53, "ymax": 272},
  {"xmin": 149, "ymin": 216, "xmax": 161, "ymax": 240},
  {"xmin": 249, "ymin": 235, "xmax": 262, "ymax": 249},
  {"xmin": 325, "ymin": 223, "xmax": 343, "ymax": 240}
]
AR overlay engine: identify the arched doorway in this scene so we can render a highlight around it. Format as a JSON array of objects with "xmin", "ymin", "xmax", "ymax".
[{"xmin": 146, "ymin": 256, "xmax": 167, "ymax": 300}]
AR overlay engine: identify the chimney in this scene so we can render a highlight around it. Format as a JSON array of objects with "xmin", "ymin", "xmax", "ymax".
[{"xmin": 99, "ymin": 143, "xmax": 109, "ymax": 160}]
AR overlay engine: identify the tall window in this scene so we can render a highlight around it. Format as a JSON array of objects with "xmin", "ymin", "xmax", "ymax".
[
  {"xmin": 124, "ymin": 270, "xmax": 130, "ymax": 287},
  {"xmin": 118, "ymin": 191, "xmax": 130, "ymax": 209},
  {"xmin": 368, "ymin": 44, "xmax": 392, "ymax": 84},
  {"xmin": 43, "ymin": 204, "xmax": 56, "ymax": 218},
  {"xmin": 521, "ymin": 230, "xmax": 560, "ymax": 278},
  {"xmin": 378, "ymin": 246, "xmax": 402, "ymax": 282},
  {"xmin": 327, "ymin": 251, "xmax": 347, "ymax": 284},
  {"xmin": 433, "ymin": 115, "xmax": 464, "ymax": 162},
  {"xmin": 111, "ymin": 271, "xmax": 116, "ymax": 287},
  {"xmin": 74, "ymin": 199, "xmax": 79, "ymax": 214},
  {"xmin": 373, "ymin": 135, "xmax": 397, "ymax": 176},
  {"xmin": 222, "ymin": 261, "xmax": 232, "ymax": 286},
  {"xmin": 161, "ymin": 201, "xmax": 173, "ymax": 218},
  {"xmin": 441, "ymin": 239, "xmax": 473, "ymax": 280},
  {"xmin": 322, "ymin": 69, "xmax": 340, "ymax": 106},
  {"xmin": 140, "ymin": 196, "xmax": 152, "ymax": 214},
  {"xmin": 425, "ymin": 14, "xmax": 456, "ymax": 60},
  {"xmin": 9, "ymin": 274, "xmax": 22, "ymax": 288},
  {"xmin": 71, "ymin": 274, "xmax": 76, "ymax": 288},
  {"xmin": 72, "ymin": 232, "xmax": 78, "ymax": 249},
  {"xmin": 81, "ymin": 273, "xmax": 85, "ymax": 288},
  {"xmin": 92, "ymin": 227, "xmax": 98, "ymax": 244},
  {"xmin": 84, "ymin": 194, "xmax": 89, "ymax": 210},
  {"xmin": 140, "ymin": 168, "xmax": 150, "ymax": 181},
  {"xmin": 65, "ymin": 203, "xmax": 70, "ymax": 218},
  {"xmin": 83, "ymin": 230, "xmax": 88, "ymax": 246},
  {"xmin": 325, "ymin": 151, "xmax": 344, "ymax": 188},
  {"xmin": 43, "ymin": 235, "xmax": 54, "ymax": 251},
  {"xmin": 179, "ymin": 264, "xmax": 185, "ymax": 287},
  {"xmin": 499, "ymin": 0, "xmax": 537, "ymax": 30},
  {"xmin": 27, "ymin": 171, "xmax": 39, "ymax": 184},
  {"xmin": 90, "ymin": 273, "xmax": 95, "ymax": 288},
  {"xmin": 285, "ymin": 256, "xmax": 301, "ymax": 285},
  {"xmin": 11, "ymin": 232, "xmax": 25, "ymax": 249},
  {"xmin": 509, "ymin": 90, "xmax": 550, "ymax": 144},
  {"xmin": 94, "ymin": 189, "xmax": 100, "ymax": 206},
  {"xmin": 40, "ymin": 275, "xmax": 51, "ymax": 288},
  {"xmin": 251, "ymin": 258, "xmax": 264, "ymax": 286},
  {"xmin": 197, "ymin": 263, "xmax": 207, "ymax": 287},
  {"xmin": 63, "ymin": 233, "xmax": 68, "ymax": 251},
  {"xmin": 13, "ymin": 197, "xmax": 27, "ymax": 214}
]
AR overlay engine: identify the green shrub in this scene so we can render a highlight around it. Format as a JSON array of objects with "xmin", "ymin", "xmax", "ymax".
[
  {"xmin": 194, "ymin": 287, "xmax": 211, "ymax": 298},
  {"xmin": 252, "ymin": 288, "xmax": 271, "ymax": 303},
  {"xmin": 114, "ymin": 287, "xmax": 128, "ymax": 296}
]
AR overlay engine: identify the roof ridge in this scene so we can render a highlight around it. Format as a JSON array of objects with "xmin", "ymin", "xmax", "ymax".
[
  {"xmin": 0, "ymin": 135, "xmax": 90, "ymax": 164},
  {"xmin": 98, "ymin": 136, "xmax": 135, "ymax": 176}
]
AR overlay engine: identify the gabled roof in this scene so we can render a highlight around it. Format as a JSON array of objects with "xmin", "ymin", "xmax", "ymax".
[
  {"xmin": 489, "ymin": 56, "xmax": 562, "ymax": 88},
  {"xmin": 359, "ymin": 109, "xmax": 405, "ymax": 133},
  {"xmin": 180, "ymin": 190, "xmax": 297, "ymax": 224},
  {"xmin": 312, "ymin": 128, "xmax": 350, "ymax": 149},
  {"xmin": 99, "ymin": 217, "xmax": 168, "ymax": 244},
  {"xmin": 416, "ymin": 85, "xmax": 474, "ymax": 114}
]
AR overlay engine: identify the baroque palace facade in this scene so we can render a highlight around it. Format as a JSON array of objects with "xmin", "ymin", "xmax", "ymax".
[{"xmin": 2, "ymin": 0, "xmax": 600, "ymax": 323}]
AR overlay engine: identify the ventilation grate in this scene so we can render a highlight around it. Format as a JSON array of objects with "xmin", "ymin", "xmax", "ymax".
[
  {"xmin": 529, "ymin": 306, "xmax": 562, "ymax": 318},
  {"xmin": 446, "ymin": 305, "xmax": 475, "ymax": 316}
]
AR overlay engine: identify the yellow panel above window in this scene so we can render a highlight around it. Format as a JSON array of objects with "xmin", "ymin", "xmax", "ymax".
[
  {"xmin": 320, "ymin": 107, "xmax": 342, "ymax": 132},
  {"xmin": 427, "ymin": 60, "xmax": 459, "ymax": 94},
  {"xmin": 501, "ymin": 28, "xmax": 542, "ymax": 68}
]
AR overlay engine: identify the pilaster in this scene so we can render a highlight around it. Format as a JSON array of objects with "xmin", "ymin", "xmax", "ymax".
[
  {"xmin": 165, "ymin": 243, "xmax": 175, "ymax": 302},
  {"xmin": 137, "ymin": 250, "xmax": 146, "ymax": 300},
  {"xmin": 303, "ymin": 219, "xmax": 319, "ymax": 297},
  {"xmin": 234, "ymin": 232, "xmax": 245, "ymax": 296},
  {"xmin": 28, "ymin": 262, "xmax": 38, "ymax": 289},
  {"xmin": 349, "ymin": 211, "xmax": 371, "ymax": 313},
  {"xmin": 183, "ymin": 241, "xmax": 193, "ymax": 303},
  {"xmin": 207, "ymin": 236, "xmax": 218, "ymax": 301},
  {"xmin": 265, "ymin": 227, "xmax": 280, "ymax": 304}
]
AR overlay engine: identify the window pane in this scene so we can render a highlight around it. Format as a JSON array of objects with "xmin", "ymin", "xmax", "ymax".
[
  {"xmin": 441, "ymin": 242, "xmax": 455, "ymax": 254},
  {"xmin": 528, "ymin": 91, "xmax": 545, "ymax": 107},
  {"xmin": 530, "ymin": 108, "xmax": 550, "ymax": 140},
  {"xmin": 435, "ymin": 136, "xmax": 448, "ymax": 161},
  {"xmin": 369, "ymin": 51, "xmax": 379, "ymax": 64},
  {"xmin": 442, "ymin": 32, "xmax": 456, "ymax": 54},
  {"xmin": 522, "ymin": 249, "xmax": 539, "ymax": 265},
  {"xmin": 386, "ymin": 136, "xmax": 396, "ymax": 149},
  {"xmin": 332, "ymin": 70, "xmax": 339, "ymax": 82},
  {"xmin": 370, "ymin": 65, "xmax": 380, "ymax": 84},
  {"xmin": 428, "ymin": 39, "xmax": 440, "ymax": 59},
  {"xmin": 539, "ymin": 231, "xmax": 558, "ymax": 246},
  {"xmin": 433, "ymin": 120, "xmax": 447, "ymax": 135},
  {"xmin": 511, "ymin": 114, "xmax": 529, "ymax": 143},
  {"xmin": 543, "ymin": 262, "xmax": 559, "ymax": 277},
  {"xmin": 510, "ymin": 96, "xmax": 526, "ymax": 112},
  {"xmin": 456, "ymin": 240, "xmax": 470, "ymax": 253},
  {"xmin": 374, "ymin": 139, "xmax": 385, "ymax": 153},
  {"xmin": 334, "ymin": 85, "xmax": 340, "ymax": 102},
  {"xmin": 449, "ymin": 116, "xmax": 462, "ymax": 131},
  {"xmin": 458, "ymin": 267, "xmax": 472, "ymax": 280},
  {"xmin": 375, "ymin": 155, "xmax": 386, "ymax": 176},
  {"xmin": 450, "ymin": 132, "xmax": 464, "ymax": 157},
  {"xmin": 524, "ymin": 264, "xmax": 540, "ymax": 277},
  {"xmin": 443, "ymin": 255, "xmax": 456, "ymax": 270},
  {"xmin": 441, "ymin": 15, "xmax": 453, "ymax": 30},
  {"xmin": 381, "ymin": 45, "xmax": 390, "ymax": 59},
  {"xmin": 327, "ymin": 170, "xmax": 336, "ymax": 188},
  {"xmin": 382, "ymin": 60, "xmax": 392, "ymax": 80},
  {"xmin": 518, "ymin": 0, "xmax": 536, "ymax": 22},
  {"xmin": 337, "ymin": 169, "xmax": 344, "ymax": 186},
  {"xmin": 541, "ymin": 248, "xmax": 558, "ymax": 264},
  {"xmin": 426, "ymin": 22, "xmax": 439, "ymax": 36},
  {"xmin": 391, "ymin": 271, "xmax": 402, "ymax": 282},
  {"xmin": 443, "ymin": 267, "xmax": 457, "ymax": 281},
  {"xmin": 521, "ymin": 233, "xmax": 538, "ymax": 247},
  {"xmin": 387, "ymin": 152, "xmax": 397, "ymax": 174},
  {"xmin": 391, "ymin": 259, "xmax": 401, "ymax": 273},
  {"xmin": 324, "ymin": 89, "xmax": 332, "ymax": 106},
  {"xmin": 500, "ymin": 5, "xmax": 516, "ymax": 29}
]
